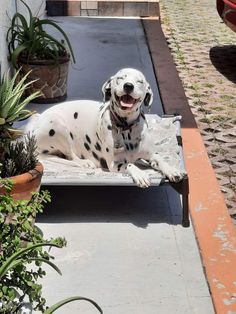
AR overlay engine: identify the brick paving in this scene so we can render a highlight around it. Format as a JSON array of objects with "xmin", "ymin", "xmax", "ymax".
[{"xmin": 159, "ymin": 0, "xmax": 236, "ymax": 225}]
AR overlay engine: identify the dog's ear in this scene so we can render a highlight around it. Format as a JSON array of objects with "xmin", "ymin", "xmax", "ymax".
[
  {"xmin": 102, "ymin": 78, "xmax": 112, "ymax": 103},
  {"xmin": 144, "ymin": 85, "xmax": 153, "ymax": 110}
]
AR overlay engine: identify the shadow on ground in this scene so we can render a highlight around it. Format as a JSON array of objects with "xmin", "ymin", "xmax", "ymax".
[
  {"xmin": 37, "ymin": 186, "xmax": 183, "ymax": 228},
  {"xmin": 209, "ymin": 45, "xmax": 236, "ymax": 83}
]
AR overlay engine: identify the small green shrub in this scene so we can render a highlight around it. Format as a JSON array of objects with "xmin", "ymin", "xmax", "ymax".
[
  {"xmin": 0, "ymin": 180, "xmax": 103, "ymax": 314},
  {"xmin": 0, "ymin": 179, "xmax": 66, "ymax": 312},
  {"xmin": 1, "ymin": 133, "xmax": 38, "ymax": 178}
]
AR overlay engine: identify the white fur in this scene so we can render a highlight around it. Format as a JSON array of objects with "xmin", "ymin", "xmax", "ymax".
[{"xmin": 26, "ymin": 68, "xmax": 185, "ymax": 187}]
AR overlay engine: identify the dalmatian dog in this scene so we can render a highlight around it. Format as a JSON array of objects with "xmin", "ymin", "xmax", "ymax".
[{"xmin": 26, "ymin": 68, "xmax": 185, "ymax": 187}]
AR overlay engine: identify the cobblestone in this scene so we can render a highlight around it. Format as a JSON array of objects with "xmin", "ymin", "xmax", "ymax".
[{"xmin": 159, "ymin": 0, "xmax": 236, "ymax": 225}]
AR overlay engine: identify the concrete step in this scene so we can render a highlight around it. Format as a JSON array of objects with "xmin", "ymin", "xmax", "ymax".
[{"xmin": 46, "ymin": 0, "xmax": 159, "ymax": 17}]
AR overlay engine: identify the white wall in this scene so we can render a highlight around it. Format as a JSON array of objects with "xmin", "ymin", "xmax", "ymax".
[{"xmin": 0, "ymin": 0, "xmax": 46, "ymax": 76}]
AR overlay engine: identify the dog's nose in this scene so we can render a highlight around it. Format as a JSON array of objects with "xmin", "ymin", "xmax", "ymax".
[{"xmin": 123, "ymin": 82, "xmax": 134, "ymax": 94}]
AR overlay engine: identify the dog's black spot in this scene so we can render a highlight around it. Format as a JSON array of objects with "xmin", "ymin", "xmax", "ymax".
[
  {"xmin": 117, "ymin": 163, "xmax": 123, "ymax": 172},
  {"xmin": 100, "ymin": 157, "xmax": 108, "ymax": 170},
  {"xmin": 70, "ymin": 132, "xmax": 74, "ymax": 140},
  {"xmin": 81, "ymin": 155, "xmax": 85, "ymax": 159},
  {"xmin": 128, "ymin": 164, "xmax": 131, "ymax": 167},
  {"xmin": 50, "ymin": 120, "xmax": 53, "ymax": 123},
  {"xmin": 49, "ymin": 129, "xmax": 55, "ymax": 136},
  {"xmin": 121, "ymin": 133, "xmax": 125, "ymax": 140},
  {"xmin": 86, "ymin": 135, "xmax": 91, "ymax": 144},
  {"xmin": 129, "ymin": 143, "xmax": 134, "ymax": 150},
  {"xmin": 84, "ymin": 143, "xmax": 90, "ymax": 151},
  {"xmin": 128, "ymin": 133, "xmax": 131, "ymax": 140},
  {"xmin": 92, "ymin": 151, "xmax": 99, "ymax": 160},
  {"xmin": 136, "ymin": 108, "xmax": 138, "ymax": 112},
  {"xmin": 42, "ymin": 150, "xmax": 49, "ymax": 154},
  {"xmin": 107, "ymin": 125, "xmax": 112, "ymax": 131},
  {"xmin": 125, "ymin": 143, "xmax": 129, "ymax": 150},
  {"xmin": 74, "ymin": 112, "xmax": 78, "ymax": 119},
  {"xmin": 50, "ymin": 146, "xmax": 54, "ymax": 149},
  {"xmin": 106, "ymin": 147, "xmax": 109, "ymax": 152},
  {"xmin": 134, "ymin": 143, "xmax": 139, "ymax": 149},
  {"xmin": 95, "ymin": 142, "xmax": 101, "ymax": 152}
]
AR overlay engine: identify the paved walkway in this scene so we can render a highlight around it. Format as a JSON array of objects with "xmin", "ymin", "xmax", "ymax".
[
  {"xmin": 159, "ymin": 0, "xmax": 236, "ymax": 225},
  {"xmin": 35, "ymin": 17, "xmax": 214, "ymax": 313}
]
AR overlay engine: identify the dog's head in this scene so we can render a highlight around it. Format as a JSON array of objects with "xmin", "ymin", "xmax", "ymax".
[{"xmin": 102, "ymin": 68, "xmax": 153, "ymax": 116}]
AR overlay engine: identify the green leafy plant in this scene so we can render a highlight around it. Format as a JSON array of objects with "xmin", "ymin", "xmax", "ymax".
[
  {"xmin": 0, "ymin": 69, "xmax": 41, "ymax": 154},
  {"xmin": 7, "ymin": 0, "xmax": 75, "ymax": 67},
  {"xmin": 0, "ymin": 180, "xmax": 103, "ymax": 313},
  {"xmin": 0, "ymin": 179, "xmax": 66, "ymax": 312},
  {"xmin": 1, "ymin": 133, "xmax": 38, "ymax": 178}
]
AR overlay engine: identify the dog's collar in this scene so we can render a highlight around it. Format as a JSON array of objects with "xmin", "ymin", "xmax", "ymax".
[{"xmin": 110, "ymin": 107, "xmax": 146, "ymax": 131}]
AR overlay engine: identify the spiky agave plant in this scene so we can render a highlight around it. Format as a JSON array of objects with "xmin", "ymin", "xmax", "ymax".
[
  {"xmin": 7, "ymin": 0, "xmax": 75, "ymax": 67},
  {"xmin": 0, "ymin": 69, "xmax": 41, "ymax": 160}
]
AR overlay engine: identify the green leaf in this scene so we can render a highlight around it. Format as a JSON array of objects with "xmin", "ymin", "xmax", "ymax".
[
  {"xmin": 10, "ymin": 43, "xmax": 28, "ymax": 68},
  {"xmin": 0, "ymin": 117, "xmax": 6, "ymax": 125},
  {"xmin": 44, "ymin": 296, "xmax": 103, "ymax": 314},
  {"xmin": 28, "ymin": 257, "xmax": 62, "ymax": 275},
  {"xmin": 0, "ymin": 243, "xmax": 61, "ymax": 279}
]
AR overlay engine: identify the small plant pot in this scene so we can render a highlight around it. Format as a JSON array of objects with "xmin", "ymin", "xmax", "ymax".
[
  {"xmin": 0, "ymin": 162, "xmax": 44, "ymax": 201},
  {"xmin": 18, "ymin": 56, "xmax": 70, "ymax": 104}
]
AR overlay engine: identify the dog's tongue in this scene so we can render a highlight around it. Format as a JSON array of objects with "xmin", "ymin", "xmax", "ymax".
[{"xmin": 120, "ymin": 95, "xmax": 136, "ymax": 108}]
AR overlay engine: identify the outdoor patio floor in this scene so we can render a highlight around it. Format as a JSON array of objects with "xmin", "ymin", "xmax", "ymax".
[{"xmin": 33, "ymin": 17, "xmax": 214, "ymax": 313}]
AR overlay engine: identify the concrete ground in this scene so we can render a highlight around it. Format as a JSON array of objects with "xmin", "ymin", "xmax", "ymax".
[{"xmin": 35, "ymin": 17, "xmax": 214, "ymax": 313}]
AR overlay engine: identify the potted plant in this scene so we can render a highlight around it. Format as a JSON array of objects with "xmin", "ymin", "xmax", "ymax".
[
  {"xmin": 0, "ymin": 179, "xmax": 103, "ymax": 313},
  {"xmin": 7, "ymin": 0, "xmax": 76, "ymax": 104},
  {"xmin": 0, "ymin": 69, "xmax": 43, "ymax": 200}
]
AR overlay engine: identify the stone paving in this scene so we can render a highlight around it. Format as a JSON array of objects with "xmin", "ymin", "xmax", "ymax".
[{"xmin": 159, "ymin": 0, "xmax": 236, "ymax": 225}]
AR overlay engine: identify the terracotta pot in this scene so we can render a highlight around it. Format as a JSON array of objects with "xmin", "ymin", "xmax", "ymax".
[
  {"xmin": 18, "ymin": 56, "xmax": 70, "ymax": 103},
  {"xmin": 0, "ymin": 162, "xmax": 44, "ymax": 201}
]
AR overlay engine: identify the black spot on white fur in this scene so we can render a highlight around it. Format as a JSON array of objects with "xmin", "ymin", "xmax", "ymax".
[
  {"xmin": 86, "ymin": 135, "xmax": 91, "ymax": 144},
  {"xmin": 49, "ymin": 129, "xmax": 55, "ymax": 136},
  {"xmin": 100, "ymin": 158, "xmax": 108, "ymax": 170},
  {"xmin": 92, "ymin": 151, "xmax": 99, "ymax": 160},
  {"xmin": 70, "ymin": 132, "xmax": 74, "ymax": 140},
  {"xmin": 95, "ymin": 142, "xmax": 101, "ymax": 151},
  {"xmin": 117, "ymin": 163, "xmax": 123, "ymax": 172},
  {"xmin": 42, "ymin": 150, "xmax": 49, "ymax": 154},
  {"xmin": 107, "ymin": 125, "xmax": 112, "ymax": 131},
  {"xmin": 84, "ymin": 143, "xmax": 90, "ymax": 151},
  {"xmin": 74, "ymin": 112, "xmax": 78, "ymax": 119},
  {"xmin": 106, "ymin": 147, "xmax": 109, "ymax": 152}
]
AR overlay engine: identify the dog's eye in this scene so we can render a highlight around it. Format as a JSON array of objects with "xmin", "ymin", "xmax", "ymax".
[{"xmin": 137, "ymin": 80, "xmax": 144, "ymax": 84}]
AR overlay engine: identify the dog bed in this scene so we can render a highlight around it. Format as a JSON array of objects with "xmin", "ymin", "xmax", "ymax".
[{"xmin": 41, "ymin": 115, "xmax": 190, "ymax": 227}]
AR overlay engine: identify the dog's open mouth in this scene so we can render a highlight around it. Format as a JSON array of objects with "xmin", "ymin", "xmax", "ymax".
[{"xmin": 116, "ymin": 94, "xmax": 139, "ymax": 110}]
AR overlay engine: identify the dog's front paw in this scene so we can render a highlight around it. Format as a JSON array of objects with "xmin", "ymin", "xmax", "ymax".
[
  {"xmin": 127, "ymin": 164, "xmax": 151, "ymax": 188},
  {"xmin": 163, "ymin": 166, "xmax": 185, "ymax": 182}
]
